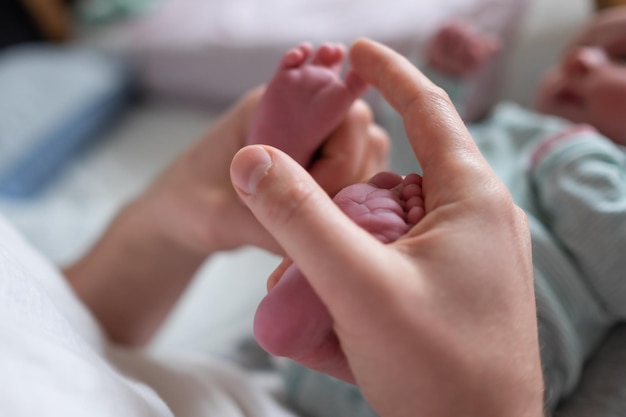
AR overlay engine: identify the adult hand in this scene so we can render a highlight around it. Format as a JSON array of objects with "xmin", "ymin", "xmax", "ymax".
[
  {"xmin": 142, "ymin": 87, "xmax": 389, "ymax": 255},
  {"xmin": 231, "ymin": 39, "xmax": 543, "ymax": 417},
  {"xmin": 66, "ymin": 87, "xmax": 388, "ymax": 346}
]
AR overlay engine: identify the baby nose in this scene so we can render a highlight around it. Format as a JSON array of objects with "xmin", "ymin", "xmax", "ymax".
[{"xmin": 562, "ymin": 46, "xmax": 607, "ymax": 76}]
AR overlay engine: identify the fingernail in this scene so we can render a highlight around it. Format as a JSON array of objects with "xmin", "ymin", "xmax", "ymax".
[{"xmin": 232, "ymin": 146, "xmax": 273, "ymax": 195}]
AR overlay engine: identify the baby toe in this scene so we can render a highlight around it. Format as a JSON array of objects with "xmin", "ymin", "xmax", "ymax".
[
  {"xmin": 312, "ymin": 42, "xmax": 346, "ymax": 70},
  {"xmin": 407, "ymin": 206, "xmax": 425, "ymax": 225},
  {"xmin": 281, "ymin": 43, "xmax": 313, "ymax": 68},
  {"xmin": 402, "ymin": 183, "xmax": 423, "ymax": 201}
]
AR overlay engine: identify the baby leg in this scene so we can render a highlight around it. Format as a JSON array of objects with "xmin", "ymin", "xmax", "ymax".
[
  {"xmin": 254, "ymin": 172, "xmax": 424, "ymax": 362},
  {"xmin": 247, "ymin": 43, "xmax": 367, "ymax": 168}
]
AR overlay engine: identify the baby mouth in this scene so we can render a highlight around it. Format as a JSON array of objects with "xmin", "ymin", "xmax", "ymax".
[{"xmin": 555, "ymin": 88, "xmax": 584, "ymax": 106}]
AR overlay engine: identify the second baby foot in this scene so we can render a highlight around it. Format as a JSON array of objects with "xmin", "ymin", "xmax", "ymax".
[
  {"xmin": 254, "ymin": 172, "xmax": 425, "ymax": 362},
  {"xmin": 247, "ymin": 42, "xmax": 367, "ymax": 168}
]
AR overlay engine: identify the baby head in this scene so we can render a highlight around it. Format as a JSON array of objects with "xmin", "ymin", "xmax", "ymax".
[{"xmin": 533, "ymin": 6, "xmax": 626, "ymax": 145}]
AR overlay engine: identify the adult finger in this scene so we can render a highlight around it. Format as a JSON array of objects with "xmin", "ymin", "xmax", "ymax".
[
  {"xmin": 349, "ymin": 38, "xmax": 494, "ymax": 201},
  {"xmin": 309, "ymin": 100, "xmax": 389, "ymax": 197}
]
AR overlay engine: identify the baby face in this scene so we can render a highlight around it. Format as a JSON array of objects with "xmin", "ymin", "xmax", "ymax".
[{"xmin": 534, "ymin": 7, "xmax": 626, "ymax": 145}]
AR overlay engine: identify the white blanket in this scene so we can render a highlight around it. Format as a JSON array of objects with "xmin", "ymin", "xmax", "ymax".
[{"xmin": 0, "ymin": 212, "xmax": 295, "ymax": 416}]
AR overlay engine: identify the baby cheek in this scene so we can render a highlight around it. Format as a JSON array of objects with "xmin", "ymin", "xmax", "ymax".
[
  {"xmin": 600, "ymin": 68, "xmax": 626, "ymax": 102},
  {"xmin": 593, "ymin": 86, "xmax": 626, "ymax": 144},
  {"xmin": 597, "ymin": 84, "xmax": 626, "ymax": 123}
]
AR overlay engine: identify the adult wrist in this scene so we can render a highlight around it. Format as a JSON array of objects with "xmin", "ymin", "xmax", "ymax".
[{"xmin": 65, "ymin": 197, "xmax": 207, "ymax": 346}]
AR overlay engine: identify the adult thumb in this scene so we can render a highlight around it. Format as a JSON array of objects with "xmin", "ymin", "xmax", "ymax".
[{"xmin": 230, "ymin": 145, "xmax": 394, "ymax": 321}]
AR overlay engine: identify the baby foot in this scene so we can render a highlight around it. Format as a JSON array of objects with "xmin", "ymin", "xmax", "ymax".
[
  {"xmin": 254, "ymin": 172, "xmax": 424, "ymax": 361},
  {"xmin": 247, "ymin": 42, "xmax": 368, "ymax": 168},
  {"xmin": 426, "ymin": 19, "xmax": 501, "ymax": 77}
]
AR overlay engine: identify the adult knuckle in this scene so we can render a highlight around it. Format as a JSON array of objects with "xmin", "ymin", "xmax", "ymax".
[
  {"xmin": 402, "ymin": 83, "xmax": 454, "ymax": 125},
  {"xmin": 480, "ymin": 180, "xmax": 528, "ymax": 231},
  {"xmin": 420, "ymin": 85, "xmax": 453, "ymax": 111}
]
